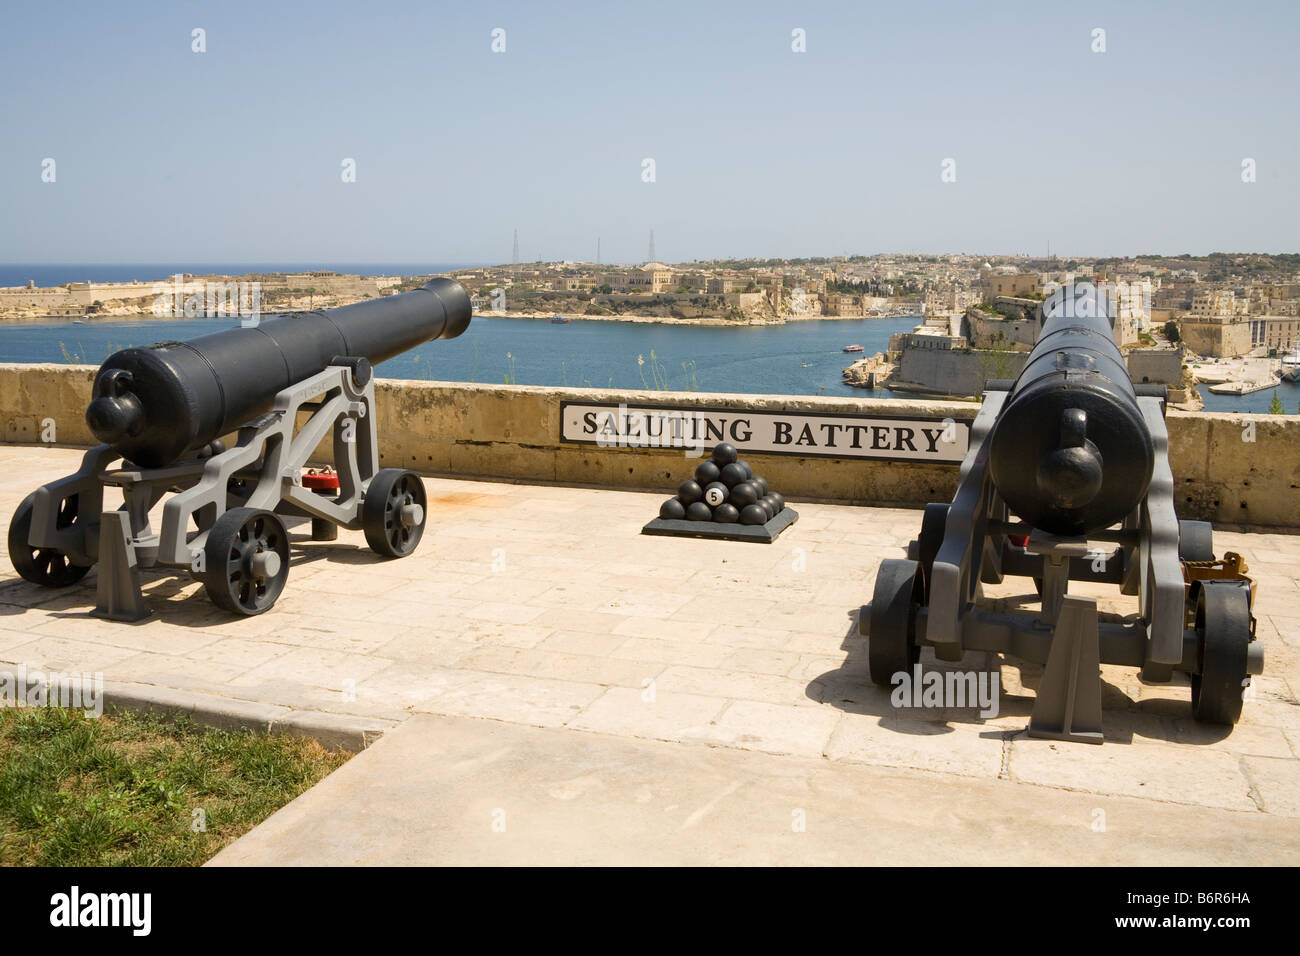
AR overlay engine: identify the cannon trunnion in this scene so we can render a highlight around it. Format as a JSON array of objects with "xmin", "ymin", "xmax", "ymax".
[
  {"xmin": 861, "ymin": 284, "xmax": 1262, "ymax": 742},
  {"xmin": 8, "ymin": 278, "xmax": 472, "ymax": 619}
]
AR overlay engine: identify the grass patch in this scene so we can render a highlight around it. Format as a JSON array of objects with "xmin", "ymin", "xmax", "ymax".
[{"xmin": 0, "ymin": 707, "xmax": 349, "ymax": 866}]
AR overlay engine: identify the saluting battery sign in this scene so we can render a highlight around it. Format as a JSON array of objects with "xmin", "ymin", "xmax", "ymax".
[{"xmin": 560, "ymin": 402, "xmax": 969, "ymax": 463}]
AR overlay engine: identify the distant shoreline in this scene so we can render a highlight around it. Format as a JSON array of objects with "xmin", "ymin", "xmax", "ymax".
[
  {"xmin": 477, "ymin": 310, "xmax": 917, "ymax": 327},
  {"xmin": 2, "ymin": 309, "xmax": 921, "ymax": 329},
  {"xmin": 0, "ymin": 312, "xmax": 207, "ymax": 326}
]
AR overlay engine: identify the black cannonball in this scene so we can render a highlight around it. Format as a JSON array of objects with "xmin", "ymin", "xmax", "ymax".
[
  {"xmin": 711, "ymin": 442, "xmax": 738, "ymax": 466},
  {"xmin": 694, "ymin": 460, "xmax": 721, "ymax": 485},
  {"xmin": 686, "ymin": 501, "xmax": 713, "ymax": 521},
  {"xmin": 719, "ymin": 462, "xmax": 749, "ymax": 487},
  {"xmin": 769, "ymin": 492, "xmax": 785, "ymax": 513},
  {"xmin": 712, "ymin": 503, "xmax": 740, "ymax": 523},
  {"xmin": 660, "ymin": 498, "xmax": 687, "ymax": 520},
  {"xmin": 740, "ymin": 504, "xmax": 767, "ymax": 525},
  {"xmin": 677, "ymin": 479, "xmax": 703, "ymax": 504},
  {"xmin": 752, "ymin": 476, "xmax": 768, "ymax": 497},
  {"xmin": 703, "ymin": 481, "xmax": 729, "ymax": 507},
  {"xmin": 729, "ymin": 481, "xmax": 759, "ymax": 508},
  {"xmin": 736, "ymin": 460, "xmax": 753, "ymax": 480}
]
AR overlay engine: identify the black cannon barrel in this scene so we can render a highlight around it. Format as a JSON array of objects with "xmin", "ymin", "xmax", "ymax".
[
  {"xmin": 86, "ymin": 277, "xmax": 471, "ymax": 468},
  {"xmin": 986, "ymin": 284, "xmax": 1153, "ymax": 536}
]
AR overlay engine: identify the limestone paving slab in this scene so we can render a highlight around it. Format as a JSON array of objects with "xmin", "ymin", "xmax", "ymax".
[
  {"xmin": 208, "ymin": 713, "xmax": 1300, "ymax": 866},
  {"xmin": 1007, "ymin": 734, "xmax": 1259, "ymax": 812},
  {"xmin": 567, "ymin": 686, "xmax": 728, "ymax": 742},
  {"xmin": 0, "ymin": 444, "xmax": 1297, "ymax": 840}
]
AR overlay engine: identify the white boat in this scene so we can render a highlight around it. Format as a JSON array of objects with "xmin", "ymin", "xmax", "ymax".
[{"xmin": 1280, "ymin": 348, "xmax": 1300, "ymax": 382}]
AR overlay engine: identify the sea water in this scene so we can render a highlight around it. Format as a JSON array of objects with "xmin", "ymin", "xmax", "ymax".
[{"xmin": 1, "ymin": 310, "xmax": 1296, "ymax": 411}]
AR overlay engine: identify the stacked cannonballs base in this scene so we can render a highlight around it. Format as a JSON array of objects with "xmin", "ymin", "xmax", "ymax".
[{"xmin": 641, "ymin": 442, "xmax": 798, "ymax": 543}]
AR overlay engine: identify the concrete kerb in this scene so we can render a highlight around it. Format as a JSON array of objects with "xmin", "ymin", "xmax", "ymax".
[{"xmin": 92, "ymin": 677, "xmax": 395, "ymax": 752}]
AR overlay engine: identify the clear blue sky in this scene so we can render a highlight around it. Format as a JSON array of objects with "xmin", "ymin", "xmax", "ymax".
[{"xmin": 1, "ymin": 0, "xmax": 1296, "ymax": 264}]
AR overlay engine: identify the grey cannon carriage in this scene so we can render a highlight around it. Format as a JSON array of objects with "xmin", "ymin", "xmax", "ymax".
[
  {"xmin": 862, "ymin": 283, "xmax": 1263, "ymax": 742},
  {"xmin": 8, "ymin": 277, "xmax": 472, "ymax": 619}
]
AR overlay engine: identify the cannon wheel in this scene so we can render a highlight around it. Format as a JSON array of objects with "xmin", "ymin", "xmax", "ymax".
[
  {"xmin": 363, "ymin": 469, "xmax": 427, "ymax": 559},
  {"xmin": 8, "ymin": 492, "xmax": 91, "ymax": 587},
  {"xmin": 1191, "ymin": 580, "xmax": 1251, "ymax": 725},
  {"xmin": 1179, "ymin": 519, "xmax": 1214, "ymax": 562},
  {"xmin": 916, "ymin": 502, "xmax": 949, "ymax": 602},
  {"xmin": 865, "ymin": 558, "xmax": 922, "ymax": 686},
  {"xmin": 200, "ymin": 507, "xmax": 289, "ymax": 616}
]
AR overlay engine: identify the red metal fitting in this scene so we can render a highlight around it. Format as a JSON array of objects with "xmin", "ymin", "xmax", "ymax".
[{"xmin": 302, "ymin": 469, "xmax": 340, "ymax": 491}]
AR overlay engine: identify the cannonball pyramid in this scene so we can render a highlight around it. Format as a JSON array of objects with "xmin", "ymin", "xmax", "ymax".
[{"xmin": 641, "ymin": 442, "xmax": 798, "ymax": 543}]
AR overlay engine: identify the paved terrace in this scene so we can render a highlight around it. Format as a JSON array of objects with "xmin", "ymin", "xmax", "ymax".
[{"xmin": 1, "ymin": 445, "xmax": 1298, "ymax": 865}]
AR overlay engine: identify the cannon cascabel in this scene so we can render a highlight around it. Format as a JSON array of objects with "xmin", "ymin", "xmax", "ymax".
[{"xmin": 986, "ymin": 284, "xmax": 1154, "ymax": 537}]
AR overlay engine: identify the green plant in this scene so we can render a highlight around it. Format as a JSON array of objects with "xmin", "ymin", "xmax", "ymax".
[
  {"xmin": 650, "ymin": 350, "xmax": 670, "ymax": 389},
  {"xmin": 1269, "ymin": 389, "xmax": 1284, "ymax": 414},
  {"xmin": 976, "ymin": 338, "xmax": 1016, "ymax": 383},
  {"xmin": 58, "ymin": 340, "xmax": 122, "ymax": 365}
]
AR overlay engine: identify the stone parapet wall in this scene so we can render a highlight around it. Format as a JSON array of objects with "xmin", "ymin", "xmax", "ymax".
[{"xmin": 1, "ymin": 363, "xmax": 1297, "ymax": 527}]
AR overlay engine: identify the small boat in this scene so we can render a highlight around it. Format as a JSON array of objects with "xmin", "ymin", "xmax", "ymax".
[
  {"xmin": 550, "ymin": 314, "xmax": 570, "ymax": 324},
  {"xmin": 843, "ymin": 344, "xmax": 864, "ymax": 353}
]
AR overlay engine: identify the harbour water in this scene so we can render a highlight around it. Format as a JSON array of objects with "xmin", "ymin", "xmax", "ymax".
[
  {"xmin": 0, "ymin": 313, "xmax": 915, "ymax": 399},
  {"xmin": 1, "ymin": 311, "xmax": 1297, "ymax": 412},
  {"xmin": 1194, "ymin": 382, "xmax": 1300, "ymax": 415}
]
